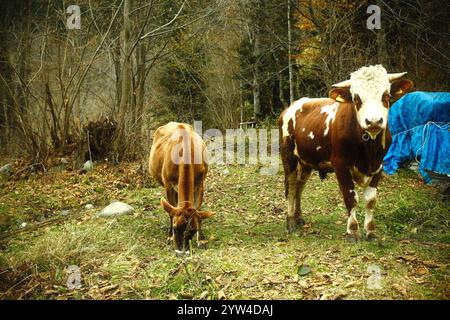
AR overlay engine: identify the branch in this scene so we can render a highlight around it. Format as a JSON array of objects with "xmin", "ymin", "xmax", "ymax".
[{"xmin": 140, "ymin": 1, "xmax": 186, "ymax": 40}]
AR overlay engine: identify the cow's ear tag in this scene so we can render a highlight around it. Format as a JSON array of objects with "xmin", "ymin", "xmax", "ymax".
[{"xmin": 336, "ymin": 95, "xmax": 345, "ymax": 102}]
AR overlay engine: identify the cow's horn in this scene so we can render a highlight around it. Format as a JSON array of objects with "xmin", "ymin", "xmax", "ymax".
[
  {"xmin": 331, "ymin": 79, "xmax": 352, "ymax": 88},
  {"xmin": 388, "ymin": 72, "xmax": 407, "ymax": 81}
]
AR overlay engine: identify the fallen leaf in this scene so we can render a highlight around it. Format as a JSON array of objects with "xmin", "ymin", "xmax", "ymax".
[
  {"xmin": 421, "ymin": 260, "xmax": 443, "ymax": 268},
  {"xmin": 415, "ymin": 266, "xmax": 429, "ymax": 275},
  {"xmin": 393, "ymin": 283, "xmax": 407, "ymax": 296},
  {"xmin": 344, "ymin": 281, "xmax": 357, "ymax": 288},
  {"xmin": 397, "ymin": 255, "xmax": 416, "ymax": 263},
  {"xmin": 99, "ymin": 284, "xmax": 118, "ymax": 293},
  {"xmin": 217, "ymin": 289, "xmax": 226, "ymax": 300},
  {"xmin": 215, "ymin": 274, "xmax": 223, "ymax": 284}
]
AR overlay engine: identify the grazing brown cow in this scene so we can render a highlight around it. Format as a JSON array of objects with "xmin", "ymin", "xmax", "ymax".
[
  {"xmin": 278, "ymin": 65, "xmax": 413, "ymax": 241},
  {"xmin": 149, "ymin": 122, "xmax": 213, "ymax": 255}
]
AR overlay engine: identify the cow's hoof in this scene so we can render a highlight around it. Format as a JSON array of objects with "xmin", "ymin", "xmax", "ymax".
[
  {"xmin": 167, "ymin": 237, "xmax": 173, "ymax": 245},
  {"xmin": 287, "ymin": 224, "xmax": 298, "ymax": 234},
  {"xmin": 366, "ymin": 233, "xmax": 377, "ymax": 242},
  {"xmin": 295, "ymin": 217, "xmax": 306, "ymax": 227},
  {"xmin": 345, "ymin": 233, "xmax": 359, "ymax": 243},
  {"xmin": 175, "ymin": 250, "xmax": 188, "ymax": 257},
  {"xmin": 197, "ymin": 240, "xmax": 208, "ymax": 249},
  {"xmin": 287, "ymin": 217, "xmax": 299, "ymax": 233},
  {"xmin": 287, "ymin": 226, "xmax": 296, "ymax": 233}
]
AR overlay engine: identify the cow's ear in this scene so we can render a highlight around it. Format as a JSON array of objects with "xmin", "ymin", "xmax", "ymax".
[
  {"xmin": 329, "ymin": 88, "xmax": 352, "ymax": 103},
  {"xmin": 161, "ymin": 198, "xmax": 176, "ymax": 217},
  {"xmin": 390, "ymin": 79, "xmax": 414, "ymax": 100},
  {"xmin": 197, "ymin": 210, "xmax": 214, "ymax": 220}
]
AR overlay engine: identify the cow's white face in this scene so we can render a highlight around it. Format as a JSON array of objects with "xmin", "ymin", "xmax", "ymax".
[
  {"xmin": 330, "ymin": 65, "xmax": 413, "ymax": 141},
  {"xmin": 350, "ymin": 65, "xmax": 391, "ymax": 139}
]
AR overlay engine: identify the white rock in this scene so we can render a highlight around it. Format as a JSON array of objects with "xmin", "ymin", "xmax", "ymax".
[
  {"xmin": 83, "ymin": 160, "xmax": 93, "ymax": 172},
  {"xmin": 97, "ymin": 201, "xmax": 134, "ymax": 217},
  {"xmin": 20, "ymin": 222, "xmax": 27, "ymax": 228},
  {"xmin": 61, "ymin": 158, "xmax": 69, "ymax": 164},
  {"xmin": 223, "ymin": 169, "xmax": 230, "ymax": 176},
  {"xmin": 85, "ymin": 204, "xmax": 94, "ymax": 210}
]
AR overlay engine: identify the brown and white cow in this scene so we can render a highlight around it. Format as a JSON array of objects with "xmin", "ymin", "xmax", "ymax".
[
  {"xmin": 149, "ymin": 122, "xmax": 213, "ymax": 255},
  {"xmin": 278, "ymin": 65, "xmax": 413, "ymax": 241}
]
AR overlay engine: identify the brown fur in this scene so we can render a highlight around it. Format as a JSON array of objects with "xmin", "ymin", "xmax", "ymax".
[{"xmin": 149, "ymin": 122, "xmax": 213, "ymax": 252}]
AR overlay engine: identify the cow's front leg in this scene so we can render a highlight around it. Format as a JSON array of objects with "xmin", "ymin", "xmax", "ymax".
[
  {"xmin": 165, "ymin": 186, "xmax": 177, "ymax": 244},
  {"xmin": 335, "ymin": 166, "xmax": 360, "ymax": 242},
  {"xmin": 363, "ymin": 174, "xmax": 380, "ymax": 241},
  {"xmin": 167, "ymin": 216, "xmax": 174, "ymax": 244}
]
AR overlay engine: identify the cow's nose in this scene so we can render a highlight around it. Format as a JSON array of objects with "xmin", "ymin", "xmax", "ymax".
[{"xmin": 365, "ymin": 118, "xmax": 383, "ymax": 126}]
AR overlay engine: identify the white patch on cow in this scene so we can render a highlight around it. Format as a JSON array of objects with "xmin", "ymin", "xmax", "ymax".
[
  {"xmin": 350, "ymin": 65, "xmax": 390, "ymax": 133},
  {"xmin": 308, "ymin": 132, "xmax": 314, "ymax": 139},
  {"xmin": 347, "ymin": 208, "xmax": 358, "ymax": 234},
  {"xmin": 363, "ymin": 186, "xmax": 377, "ymax": 202},
  {"xmin": 320, "ymin": 102, "xmax": 339, "ymax": 136},
  {"xmin": 364, "ymin": 210, "xmax": 374, "ymax": 234},
  {"xmin": 316, "ymin": 145, "xmax": 322, "ymax": 151},
  {"xmin": 350, "ymin": 189, "xmax": 359, "ymax": 203},
  {"xmin": 281, "ymin": 97, "xmax": 313, "ymax": 137}
]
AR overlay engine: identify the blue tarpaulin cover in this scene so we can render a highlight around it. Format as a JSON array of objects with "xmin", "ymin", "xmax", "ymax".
[{"xmin": 383, "ymin": 91, "xmax": 450, "ymax": 183}]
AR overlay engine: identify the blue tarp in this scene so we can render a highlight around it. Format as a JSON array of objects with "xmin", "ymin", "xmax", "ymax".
[{"xmin": 383, "ymin": 91, "xmax": 450, "ymax": 183}]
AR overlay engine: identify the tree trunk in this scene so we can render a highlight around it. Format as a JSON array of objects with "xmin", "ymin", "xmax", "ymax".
[
  {"xmin": 113, "ymin": 0, "xmax": 132, "ymax": 162},
  {"xmin": 287, "ymin": 0, "xmax": 294, "ymax": 103},
  {"xmin": 252, "ymin": 7, "xmax": 262, "ymax": 120}
]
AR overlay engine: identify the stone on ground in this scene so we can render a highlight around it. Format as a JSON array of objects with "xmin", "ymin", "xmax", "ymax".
[{"xmin": 97, "ymin": 201, "xmax": 134, "ymax": 217}]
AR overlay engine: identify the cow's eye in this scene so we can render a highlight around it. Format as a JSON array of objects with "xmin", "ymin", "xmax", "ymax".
[
  {"xmin": 382, "ymin": 93, "xmax": 390, "ymax": 107},
  {"xmin": 353, "ymin": 95, "xmax": 362, "ymax": 110}
]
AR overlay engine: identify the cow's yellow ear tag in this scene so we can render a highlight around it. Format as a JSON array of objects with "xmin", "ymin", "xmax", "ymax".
[{"xmin": 336, "ymin": 95, "xmax": 345, "ymax": 102}]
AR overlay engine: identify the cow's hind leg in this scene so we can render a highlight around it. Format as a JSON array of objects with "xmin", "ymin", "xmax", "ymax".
[
  {"xmin": 286, "ymin": 165, "xmax": 299, "ymax": 233},
  {"xmin": 294, "ymin": 166, "xmax": 312, "ymax": 227},
  {"xmin": 335, "ymin": 166, "xmax": 360, "ymax": 242}
]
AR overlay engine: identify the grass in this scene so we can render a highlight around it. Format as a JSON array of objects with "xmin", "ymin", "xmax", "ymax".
[{"xmin": 0, "ymin": 161, "xmax": 448, "ymax": 299}]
